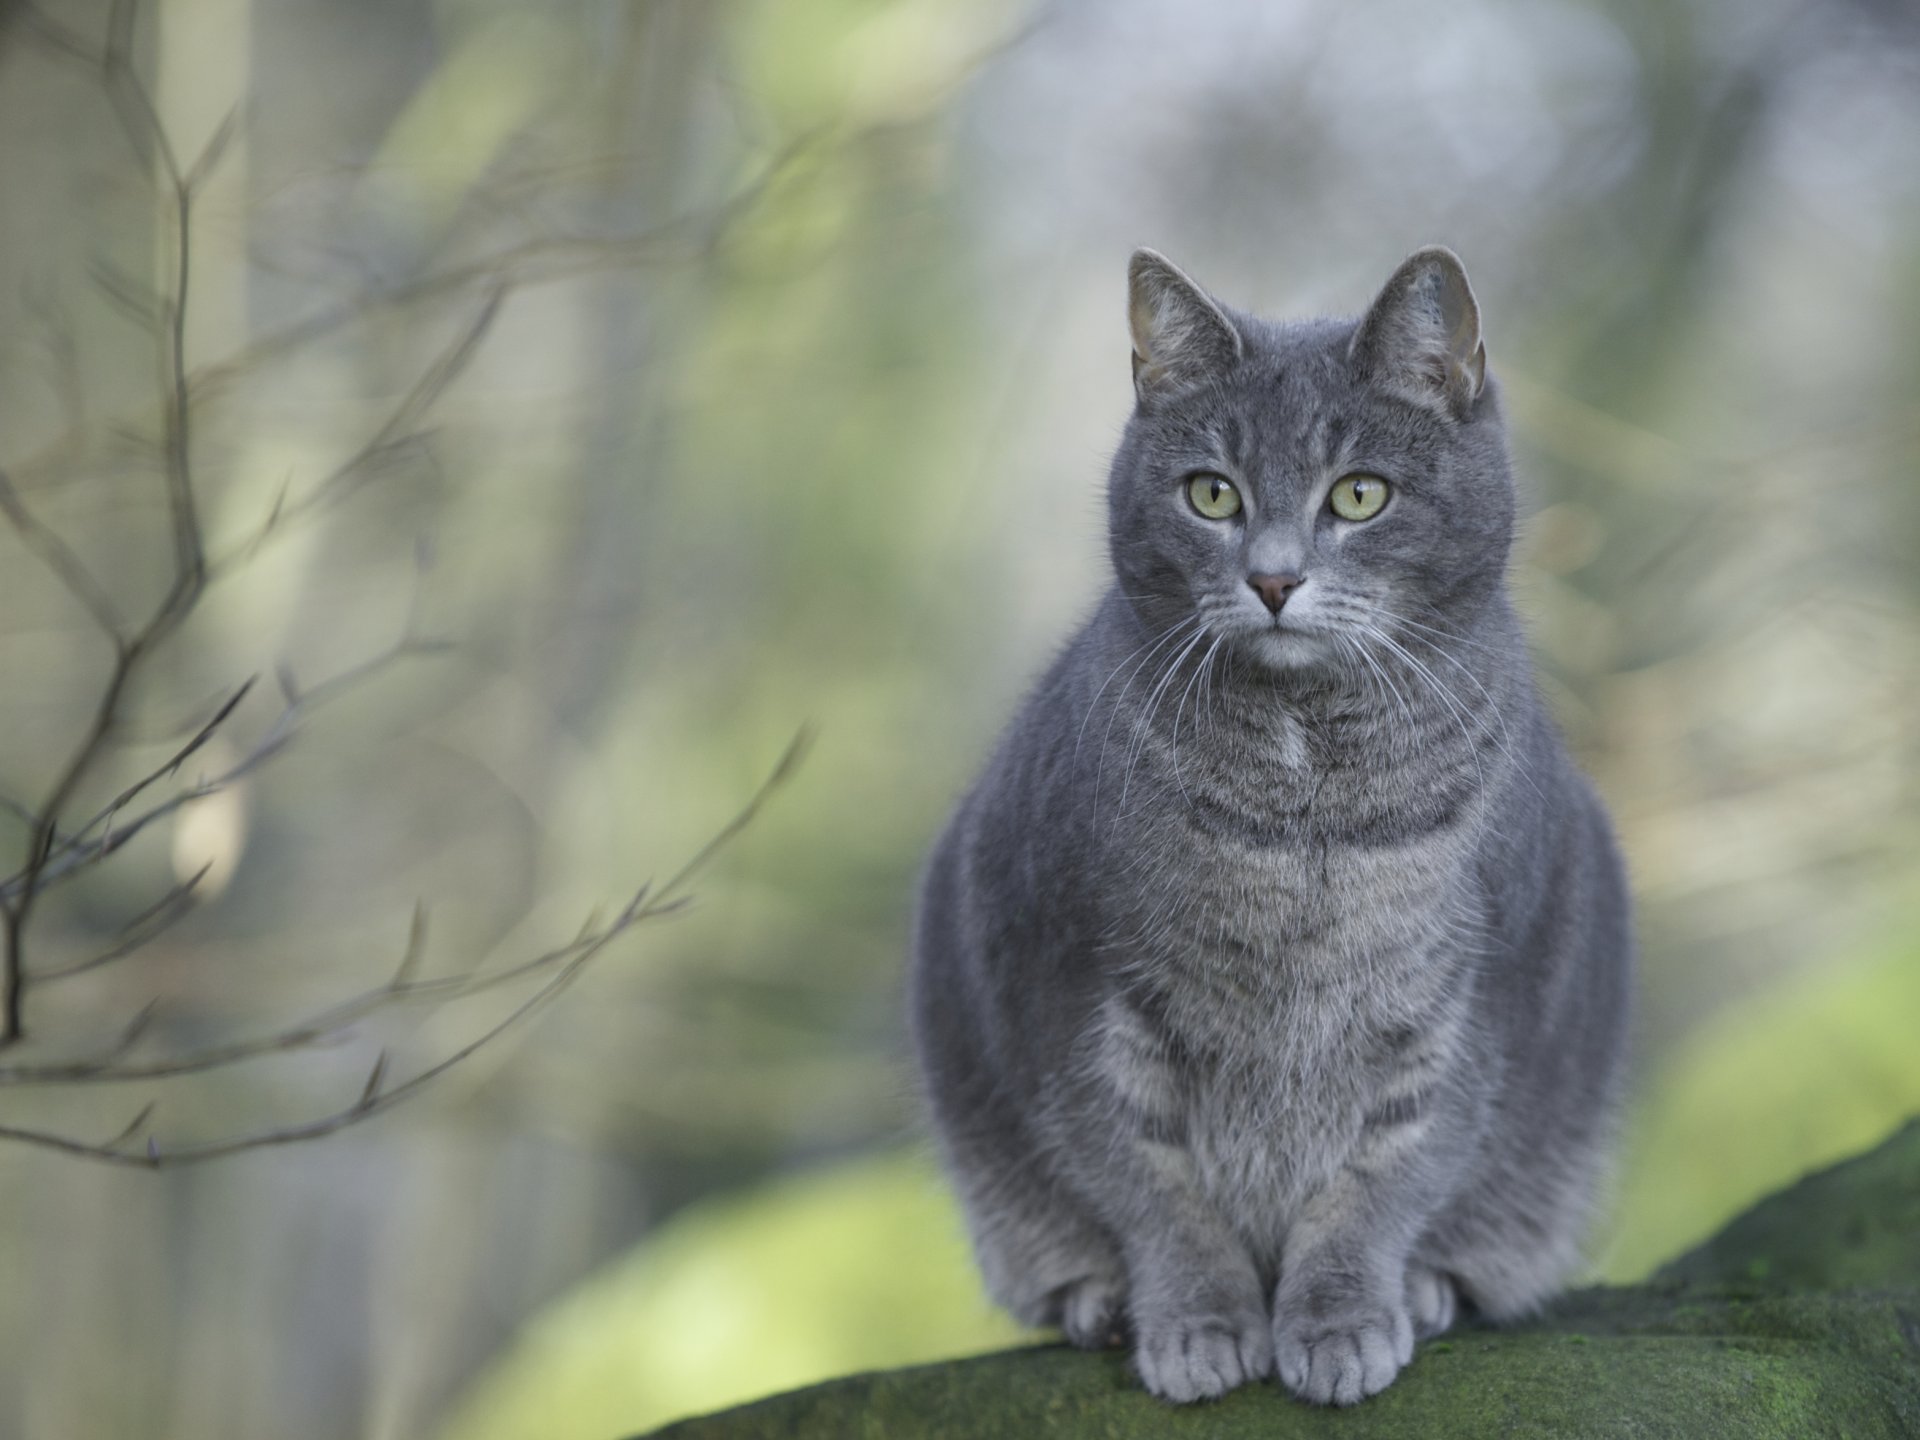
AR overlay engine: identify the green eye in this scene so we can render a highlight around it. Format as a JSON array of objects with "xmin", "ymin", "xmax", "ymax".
[
  {"xmin": 1329, "ymin": 473, "xmax": 1390, "ymax": 521},
  {"xmin": 1187, "ymin": 473, "xmax": 1242, "ymax": 520}
]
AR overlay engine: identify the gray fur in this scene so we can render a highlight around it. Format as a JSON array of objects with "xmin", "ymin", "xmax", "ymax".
[{"xmin": 909, "ymin": 246, "xmax": 1633, "ymax": 1406}]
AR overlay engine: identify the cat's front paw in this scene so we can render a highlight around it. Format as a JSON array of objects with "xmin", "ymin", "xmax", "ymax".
[
  {"xmin": 1405, "ymin": 1262, "xmax": 1458, "ymax": 1339},
  {"xmin": 1056, "ymin": 1274, "xmax": 1128, "ymax": 1350},
  {"xmin": 1272, "ymin": 1297, "xmax": 1414, "ymax": 1406},
  {"xmin": 1133, "ymin": 1307, "xmax": 1273, "ymax": 1403}
]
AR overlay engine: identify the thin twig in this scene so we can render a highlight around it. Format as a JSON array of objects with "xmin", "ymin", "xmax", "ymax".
[
  {"xmin": 214, "ymin": 286, "xmax": 507, "ymax": 568},
  {"xmin": 0, "ymin": 0, "xmax": 209, "ymax": 1046},
  {"xmin": 0, "ymin": 134, "xmax": 808, "ymax": 503},
  {"xmin": 648, "ymin": 725, "xmax": 812, "ymax": 910},
  {"xmin": 83, "ymin": 679, "xmax": 255, "ymax": 840},
  {"xmin": 0, "ymin": 637, "xmax": 435, "ymax": 906},
  {"xmin": 0, "ymin": 733, "xmax": 806, "ymax": 1163},
  {"xmin": 0, "ymin": 921, "xmax": 606, "ymax": 1086},
  {"xmin": 0, "ymin": 469, "xmax": 124, "ymax": 639},
  {"xmin": 27, "ymin": 862, "xmax": 212, "ymax": 983}
]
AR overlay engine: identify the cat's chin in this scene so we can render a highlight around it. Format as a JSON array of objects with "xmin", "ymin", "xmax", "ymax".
[{"xmin": 1239, "ymin": 627, "xmax": 1335, "ymax": 672}]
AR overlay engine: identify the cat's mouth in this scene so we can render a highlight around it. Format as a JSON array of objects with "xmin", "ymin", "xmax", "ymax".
[{"xmin": 1241, "ymin": 622, "xmax": 1332, "ymax": 670}]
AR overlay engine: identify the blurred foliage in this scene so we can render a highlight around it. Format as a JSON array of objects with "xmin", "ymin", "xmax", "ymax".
[
  {"xmin": 433, "ymin": 1151, "xmax": 1021, "ymax": 1440},
  {"xmin": 1599, "ymin": 908, "xmax": 1920, "ymax": 1280},
  {"xmin": 0, "ymin": 0, "xmax": 1917, "ymax": 1436}
]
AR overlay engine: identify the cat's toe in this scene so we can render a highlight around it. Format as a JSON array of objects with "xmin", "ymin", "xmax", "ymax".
[
  {"xmin": 1404, "ymin": 1263, "xmax": 1458, "ymax": 1339},
  {"xmin": 1057, "ymin": 1275, "xmax": 1128, "ymax": 1350},
  {"xmin": 1273, "ymin": 1304, "xmax": 1413, "ymax": 1406},
  {"xmin": 1133, "ymin": 1310, "xmax": 1273, "ymax": 1403}
]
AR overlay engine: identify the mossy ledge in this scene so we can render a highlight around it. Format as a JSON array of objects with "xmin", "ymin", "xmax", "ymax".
[{"xmin": 639, "ymin": 1120, "xmax": 1920, "ymax": 1439}]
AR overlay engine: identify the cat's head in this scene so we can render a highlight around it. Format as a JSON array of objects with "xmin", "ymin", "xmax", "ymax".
[{"xmin": 1106, "ymin": 247, "xmax": 1516, "ymax": 673}]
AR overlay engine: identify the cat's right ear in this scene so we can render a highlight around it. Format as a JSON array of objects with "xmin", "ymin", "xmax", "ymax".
[
  {"xmin": 1128, "ymin": 249, "xmax": 1243, "ymax": 405},
  {"xmin": 1349, "ymin": 246, "xmax": 1487, "ymax": 420}
]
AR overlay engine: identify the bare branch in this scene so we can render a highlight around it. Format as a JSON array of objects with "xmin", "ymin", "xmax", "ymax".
[
  {"xmin": 182, "ymin": 104, "xmax": 241, "ymax": 195},
  {"xmin": 0, "ymin": 467, "xmax": 124, "ymax": 639},
  {"xmin": 82, "ymin": 679, "xmax": 256, "ymax": 840},
  {"xmin": 649, "ymin": 725, "xmax": 813, "ymax": 909},
  {"xmin": 102, "ymin": 0, "xmax": 183, "ymax": 189},
  {"xmin": 0, "ymin": 135, "xmax": 807, "ymax": 505},
  {"xmin": 24, "ymin": 283, "xmax": 90, "ymax": 456},
  {"xmin": 393, "ymin": 904, "xmax": 428, "ymax": 989},
  {"xmin": 88, "ymin": 258, "xmax": 163, "ymax": 331},
  {"xmin": 359, "ymin": 1050, "xmax": 389, "ymax": 1108},
  {"xmin": 11, "ymin": 3, "xmax": 97, "ymax": 63},
  {"xmin": 1, "ymin": 637, "xmax": 431, "ymax": 907},
  {"xmin": 104, "ymin": 1100, "xmax": 157, "ymax": 1149},
  {"xmin": 0, "ymin": 0, "xmax": 211, "ymax": 1046},
  {"xmin": 0, "ymin": 726, "xmax": 804, "ymax": 1164},
  {"xmin": 193, "ymin": 151, "xmax": 789, "ymax": 399},
  {"xmin": 113, "ymin": 999, "xmax": 158, "ymax": 1057},
  {"xmin": 0, "ymin": 0, "xmax": 818, "ymax": 1158},
  {"xmin": 0, "ymin": 923, "xmax": 598, "ymax": 1164},
  {"xmin": 0, "ymin": 912, "xmax": 610, "ymax": 1085},
  {"xmin": 156, "ymin": 176, "xmax": 204, "ymax": 609},
  {"xmin": 215, "ymin": 287, "xmax": 506, "ymax": 568},
  {"xmin": 27, "ymin": 862, "xmax": 211, "ymax": 983}
]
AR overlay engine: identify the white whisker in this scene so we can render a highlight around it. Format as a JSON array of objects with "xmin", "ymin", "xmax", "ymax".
[
  {"xmin": 1358, "ymin": 620, "xmax": 1491, "ymax": 792},
  {"xmin": 1116, "ymin": 626, "xmax": 1210, "ymax": 816},
  {"xmin": 1082, "ymin": 613, "xmax": 1203, "ymax": 760},
  {"xmin": 1169, "ymin": 633, "xmax": 1228, "ymax": 801},
  {"xmin": 1372, "ymin": 620, "xmax": 1545, "ymax": 802}
]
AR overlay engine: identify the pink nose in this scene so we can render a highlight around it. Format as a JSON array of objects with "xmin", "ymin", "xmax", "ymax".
[{"xmin": 1247, "ymin": 571, "xmax": 1304, "ymax": 614}]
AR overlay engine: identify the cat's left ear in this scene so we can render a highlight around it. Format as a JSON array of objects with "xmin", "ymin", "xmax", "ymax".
[
  {"xmin": 1349, "ymin": 246, "xmax": 1487, "ymax": 420},
  {"xmin": 1128, "ymin": 248, "xmax": 1244, "ymax": 404}
]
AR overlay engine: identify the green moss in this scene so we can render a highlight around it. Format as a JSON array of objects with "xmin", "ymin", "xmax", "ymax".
[
  {"xmin": 644, "ymin": 1306, "xmax": 1920, "ymax": 1440},
  {"xmin": 1658, "ymin": 1118, "xmax": 1920, "ymax": 1292},
  {"xmin": 640, "ymin": 1123, "xmax": 1920, "ymax": 1440}
]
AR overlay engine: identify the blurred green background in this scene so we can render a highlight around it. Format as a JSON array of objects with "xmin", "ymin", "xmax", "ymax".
[{"xmin": 1, "ymin": 0, "xmax": 1917, "ymax": 1435}]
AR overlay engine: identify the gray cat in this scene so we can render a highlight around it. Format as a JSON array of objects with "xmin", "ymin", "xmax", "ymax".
[{"xmin": 909, "ymin": 247, "xmax": 1632, "ymax": 1406}]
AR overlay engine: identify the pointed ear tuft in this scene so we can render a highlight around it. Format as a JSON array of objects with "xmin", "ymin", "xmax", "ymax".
[
  {"xmin": 1127, "ymin": 248, "xmax": 1243, "ymax": 403},
  {"xmin": 1349, "ymin": 246, "xmax": 1487, "ymax": 419}
]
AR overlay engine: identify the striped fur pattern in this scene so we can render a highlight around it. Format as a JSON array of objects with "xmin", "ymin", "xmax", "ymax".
[{"xmin": 909, "ymin": 248, "xmax": 1632, "ymax": 1406}]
